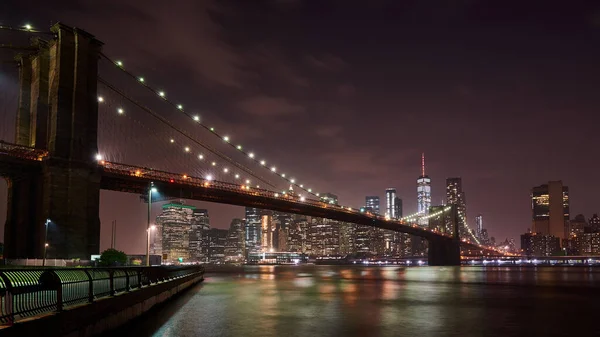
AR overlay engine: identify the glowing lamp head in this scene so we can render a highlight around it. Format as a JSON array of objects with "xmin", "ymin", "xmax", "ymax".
[
  {"xmin": 97, "ymin": 96, "xmax": 104, "ymax": 103},
  {"xmin": 138, "ymin": 77, "xmax": 145, "ymax": 82},
  {"xmin": 45, "ymin": 243, "xmax": 49, "ymax": 247},
  {"xmin": 95, "ymin": 154, "xmax": 102, "ymax": 161},
  {"xmin": 249, "ymin": 153, "xmax": 255, "ymax": 158},
  {"xmin": 170, "ymin": 139, "xmax": 175, "ymax": 143},
  {"xmin": 150, "ymin": 187, "xmax": 158, "ymax": 193},
  {"xmin": 237, "ymin": 145, "xmax": 242, "ymax": 150},
  {"xmin": 117, "ymin": 108, "xmax": 124, "ymax": 114},
  {"xmin": 300, "ymin": 196, "xmax": 306, "ymax": 202},
  {"xmin": 290, "ymin": 179, "xmax": 295, "ymax": 184},
  {"xmin": 150, "ymin": 225, "xmax": 157, "ymax": 231},
  {"xmin": 260, "ymin": 160, "xmax": 266, "ymax": 165},
  {"xmin": 235, "ymin": 174, "xmax": 240, "ymax": 179},
  {"xmin": 245, "ymin": 179, "xmax": 250, "ymax": 184},
  {"xmin": 198, "ymin": 154, "xmax": 204, "ymax": 159},
  {"xmin": 24, "ymin": 24, "xmax": 32, "ymax": 30},
  {"xmin": 271, "ymin": 167, "xmax": 276, "ymax": 172},
  {"xmin": 206, "ymin": 175, "xmax": 213, "ymax": 181},
  {"xmin": 212, "ymin": 162, "xmax": 216, "ymax": 166},
  {"xmin": 184, "ymin": 147, "xmax": 190, "ymax": 152},
  {"xmin": 116, "ymin": 60, "xmax": 123, "ymax": 66},
  {"xmin": 223, "ymin": 168, "xmax": 229, "ymax": 173},
  {"xmin": 158, "ymin": 91, "xmax": 165, "ymax": 97},
  {"xmin": 193, "ymin": 115, "xmax": 200, "ymax": 121},
  {"xmin": 223, "ymin": 136, "xmax": 229, "ymax": 142},
  {"xmin": 177, "ymin": 104, "xmax": 183, "ymax": 110}
]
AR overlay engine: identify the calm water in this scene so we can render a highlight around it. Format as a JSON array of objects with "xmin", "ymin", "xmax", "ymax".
[{"xmin": 111, "ymin": 266, "xmax": 600, "ymax": 337}]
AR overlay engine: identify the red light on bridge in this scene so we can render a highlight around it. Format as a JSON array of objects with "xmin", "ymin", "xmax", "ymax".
[{"xmin": 170, "ymin": 179, "xmax": 174, "ymax": 183}]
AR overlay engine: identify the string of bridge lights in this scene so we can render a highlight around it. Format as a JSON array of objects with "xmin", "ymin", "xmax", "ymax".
[
  {"xmin": 96, "ymin": 92, "xmax": 266, "ymax": 189},
  {"xmin": 0, "ymin": 23, "xmax": 51, "ymax": 34},
  {"xmin": 96, "ymin": 75, "xmax": 282, "ymax": 190},
  {"xmin": 99, "ymin": 54, "xmax": 322, "ymax": 200}
]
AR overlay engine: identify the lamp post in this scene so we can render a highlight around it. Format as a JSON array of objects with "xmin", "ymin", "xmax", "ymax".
[
  {"xmin": 43, "ymin": 218, "xmax": 50, "ymax": 267},
  {"xmin": 146, "ymin": 183, "xmax": 157, "ymax": 266}
]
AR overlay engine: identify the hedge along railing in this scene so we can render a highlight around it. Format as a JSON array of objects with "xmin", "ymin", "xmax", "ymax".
[{"xmin": 0, "ymin": 266, "xmax": 204, "ymax": 325}]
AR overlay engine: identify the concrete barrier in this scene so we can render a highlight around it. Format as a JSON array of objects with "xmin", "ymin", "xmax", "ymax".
[{"xmin": 0, "ymin": 272, "xmax": 203, "ymax": 337}]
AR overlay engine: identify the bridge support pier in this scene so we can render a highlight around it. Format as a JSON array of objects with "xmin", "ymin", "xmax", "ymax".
[
  {"xmin": 3, "ymin": 24, "xmax": 103, "ymax": 259},
  {"xmin": 427, "ymin": 238, "xmax": 461, "ymax": 266}
]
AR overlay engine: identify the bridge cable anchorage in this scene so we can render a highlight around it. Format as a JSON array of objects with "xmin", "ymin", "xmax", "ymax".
[
  {"xmin": 97, "ymin": 91, "xmax": 257, "ymax": 186},
  {"xmin": 97, "ymin": 77, "xmax": 276, "ymax": 189},
  {"xmin": 98, "ymin": 52, "xmax": 323, "ymax": 199},
  {"xmin": 0, "ymin": 24, "xmax": 53, "ymax": 34}
]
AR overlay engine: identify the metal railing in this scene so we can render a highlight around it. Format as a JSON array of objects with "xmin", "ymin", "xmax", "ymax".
[
  {"xmin": 0, "ymin": 265, "xmax": 203, "ymax": 325},
  {"xmin": 0, "ymin": 141, "xmax": 48, "ymax": 161}
]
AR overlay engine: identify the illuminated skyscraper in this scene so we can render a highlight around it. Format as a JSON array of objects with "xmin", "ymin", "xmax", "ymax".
[
  {"xmin": 446, "ymin": 178, "xmax": 468, "ymax": 238},
  {"xmin": 475, "ymin": 214, "xmax": 483, "ymax": 239},
  {"xmin": 531, "ymin": 181, "xmax": 569, "ymax": 241},
  {"xmin": 385, "ymin": 188, "xmax": 397, "ymax": 219},
  {"xmin": 365, "ymin": 196, "xmax": 380, "ymax": 214},
  {"xmin": 244, "ymin": 207, "xmax": 262, "ymax": 255},
  {"xmin": 417, "ymin": 153, "xmax": 431, "ymax": 224}
]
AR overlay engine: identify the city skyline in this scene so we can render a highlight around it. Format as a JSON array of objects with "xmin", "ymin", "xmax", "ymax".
[{"xmin": 0, "ymin": 1, "xmax": 599, "ymax": 255}]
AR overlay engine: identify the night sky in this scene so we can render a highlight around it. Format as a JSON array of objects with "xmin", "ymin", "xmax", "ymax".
[{"xmin": 1, "ymin": 0, "xmax": 599, "ymax": 254}]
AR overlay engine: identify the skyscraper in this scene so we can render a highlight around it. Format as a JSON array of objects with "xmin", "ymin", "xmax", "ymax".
[
  {"xmin": 244, "ymin": 207, "xmax": 262, "ymax": 255},
  {"xmin": 531, "ymin": 181, "xmax": 569, "ymax": 241},
  {"xmin": 225, "ymin": 218, "xmax": 245, "ymax": 262},
  {"xmin": 475, "ymin": 214, "xmax": 483, "ymax": 239},
  {"xmin": 365, "ymin": 196, "xmax": 380, "ymax": 214},
  {"xmin": 385, "ymin": 188, "xmax": 397, "ymax": 219},
  {"xmin": 446, "ymin": 178, "xmax": 468, "ymax": 238},
  {"xmin": 155, "ymin": 202, "xmax": 197, "ymax": 263},
  {"xmin": 190, "ymin": 209, "xmax": 210, "ymax": 262},
  {"xmin": 395, "ymin": 197, "xmax": 403, "ymax": 219},
  {"xmin": 417, "ymin": 153, "xmax": 431, "ymax": 222},
  {"xmin": 261, "ymin": 210, "xmax": 275, "ymax": 252}
]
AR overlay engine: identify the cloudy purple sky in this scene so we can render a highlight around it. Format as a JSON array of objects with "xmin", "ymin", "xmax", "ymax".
[{"xmin": 1, "ymin": 0, "xmax": 599, "ymax": 254}]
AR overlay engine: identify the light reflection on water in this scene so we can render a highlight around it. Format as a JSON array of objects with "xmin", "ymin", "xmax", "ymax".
[{"xmin": 109, "ymin": 266, "xmax": 600, "ymax": 337}]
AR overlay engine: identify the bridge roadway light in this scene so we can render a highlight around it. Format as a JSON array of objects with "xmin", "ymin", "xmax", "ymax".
[{"xmin": 95, "ymin": 154, "xmax": 102, "ymax": 161}]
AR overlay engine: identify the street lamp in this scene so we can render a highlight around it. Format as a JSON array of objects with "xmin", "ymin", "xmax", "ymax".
[
  {"xmin": 147, "ymin": 225, "xmax": 156, "ymax": 266},
  {"xmin": 146, "ymin": 183, "xmax": 157, "ymax": 266},
  {"xmin": 43, "ymin": 219, "xmax": 50, "ymax": 266}
]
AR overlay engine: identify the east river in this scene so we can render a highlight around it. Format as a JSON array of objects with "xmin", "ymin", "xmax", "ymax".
[{"xmin": 109, "ymin": 265, "xmax": 600, "ymax": 337}]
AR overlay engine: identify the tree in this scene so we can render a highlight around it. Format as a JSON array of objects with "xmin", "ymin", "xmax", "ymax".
[{"xmin": 99, "ymin": 248, "xmax": 127, "ymax": 266}]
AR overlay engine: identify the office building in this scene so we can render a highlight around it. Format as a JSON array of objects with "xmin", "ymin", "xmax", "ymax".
[
  {"xmin": 190, "ymin": 209, "xmax": 209, "ymax": 262},
  {"xmin": 531, "ymin": 181, "xmax": 569, "ymax": 241},
  {"xmin": 417, "ymin": 153, "xmax": 431, "ymax": 224},
  {"xmin": 244, "ymin": 207, "xmax": 262, "ymax": 255},
  {"xmin": 261, "ymin": 210, "xmax": 275, "ymax": 252},
  {"xmin": 339, "ymin": 222, "xmax": 356, "ymax": 255},
  {"xmin": 365, "ymin": 196, "xmax": 380, "ymax": 214},
  {"xmin": 428, "ymin": 205, "xmax": 454, "ymax": 235},
  {"xmin": 385, "ymin": 188, "xmax": 397, "ymax": 218},
  {"xmin": 475, "ymin": 215, "xmax": 483, "ymax": 240},
  {"xmin": 307, "ymin": 217, "xmax": 340, "ymax": 256},
  {"xmin": 580, "ymin": 233, "xmax": 600, "ymax": 255},
  {"xmin": 204, "ymin": 228, "xmax": 228, "ymax": 263},
  {"xmin": 155, "ymin": 202, "xmax": 197, "ymax": 263},
  {"xmin": 521, "ymin": 232, "xmax": 561, "ymax": 257},
  {"xmin": 395, "ymin": 197, "xmax": 403, "ymax": 219},
  {"xmin": 446, "ymin": 178, "xmax": 468, "ymax": 238},
  {"xmin": 589, "ymin": 214, "xmax": 600, "ymax": 233},
  {"xmin": 225, "ymin": 218, "xmax": 245, "ymax": 262}
]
